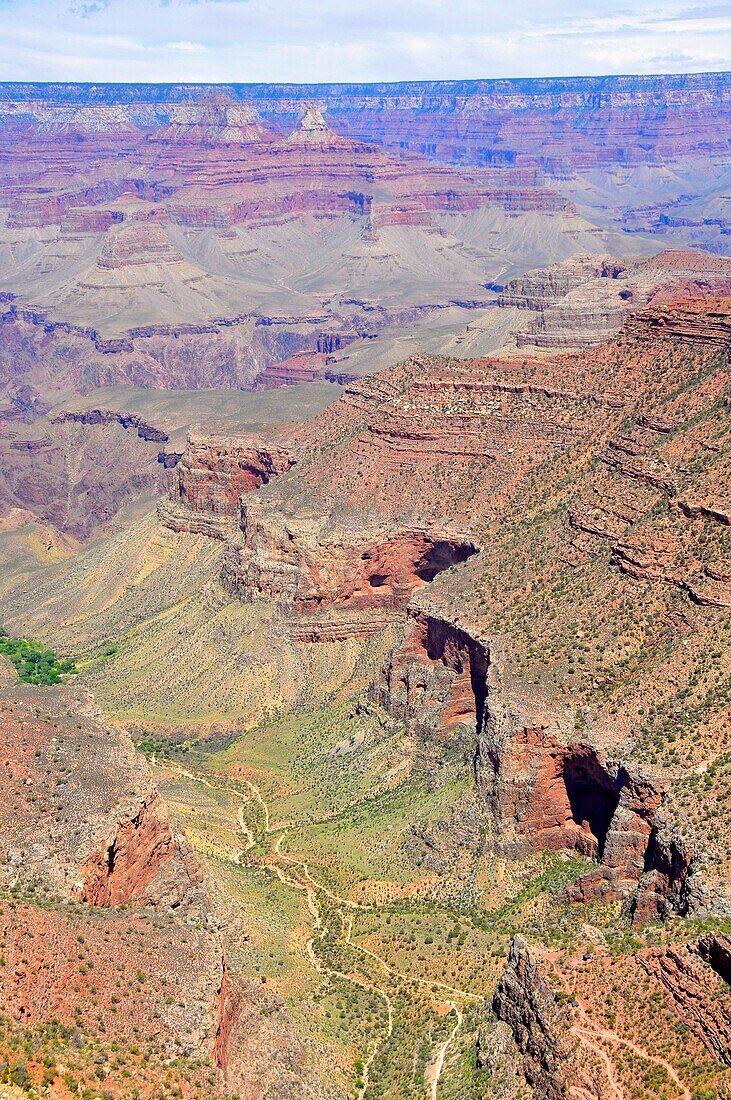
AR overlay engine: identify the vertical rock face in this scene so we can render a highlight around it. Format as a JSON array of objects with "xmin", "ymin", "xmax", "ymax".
[
  {"xmin": 76, "ymin": 791, "xmax": 203, "ymax": 910},
  {"xmin": 159, "ymin": 430, "xmax": 297, "ymax": 538},
  {"xmin": 698, "ymin": 932, "xmax": 731, "ymax": 985},
  {"xmin": 475, "ymin": 685, "xmax": 703, "ymax": 922},
  {"xmin": 4, "ymin": 73, "xmax": 730, "ymax": 169},
  {"xmin": 492, "ymin": 936, "xmax": 578, "ymax": 1100},
  {"xmin": 213, "ymin": 957, "xmax": 242, "ymax": 1080},
  {"xmin": 222, "ymin": 493, "xmax": 479, "ymax": 621},
  {"xmin": 374, "ymin": 609, "xmax": 489, "ymax": 736},
  {"xmin": 0, "ymin": 683, "xmax": 206, "ymax": 914},
  {"xmin": 174, "ymin": 432, "xmax": 296, "ymax": 514},
  {"xmin": 478, "ymin": 724, "xmax": 625, "ymax": 860},
  {"xmin": 374, "ymin": 604, "xmax": 707, "ymax": 922}
]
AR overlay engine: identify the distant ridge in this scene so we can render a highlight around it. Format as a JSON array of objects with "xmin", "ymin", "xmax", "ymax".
[{"xmin": 1, "ymin": 70, "xmax": 731, "ymax": 101}]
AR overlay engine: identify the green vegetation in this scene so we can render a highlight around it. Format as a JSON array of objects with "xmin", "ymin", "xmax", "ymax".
[{"xmin": 0, "ymin": 626, "xmax": 77, "ymax": 685}]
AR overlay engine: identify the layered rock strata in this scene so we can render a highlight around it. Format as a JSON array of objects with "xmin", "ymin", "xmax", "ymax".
[{"xmin": 160, "ymin": 430, "xmax": 297, "ymax": 538}]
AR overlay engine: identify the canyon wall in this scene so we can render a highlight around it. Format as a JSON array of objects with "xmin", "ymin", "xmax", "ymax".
[
  {"xmin": 3, "ymin": 73, "xmax": 729, "ymax": 171},
  {"xmin": 0, "ymin": 674, "xmax": 235, "ymax": 1089}
]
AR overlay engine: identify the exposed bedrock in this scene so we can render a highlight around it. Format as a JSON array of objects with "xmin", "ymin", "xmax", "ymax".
[
  {"xmin": 0, "ymin": 308, "xmax": 324, "ymax": 392},
  {"xmin": 640, "ymin": 935, "xmax": 731, "ymax": 1066},
  {"xmin": 476, "ymin": 687, "xmax": 707, "ymax": 923},
  {"xmin": 159, "ymin": 430, "xmax": 297, "ymax": 539},
  {"xmin": 375, "ymin": 616, "xmax": 709, "ymax": 922},
  {"xmin": 502, "ymin": 251, "xmax": 731, "ymax": 349},
  {"xmin": 0, "ymin": 683, "xmax": 207, "ymax": 914},
  {"xmin": 4, "ymin": 73, "xmax": 730, "ymax": 172},
  {"xmin": 50, "ymin": 406, "xmax": 169, "ymax": 442},
  {"xmin": 698, "ymin": 932, "xmax": 731, "ymax": 985},
  {"xmin": 0, "ymin": 678, "xmax": 247, "ymax": 1084},
  {"xmin": 222, "ymin": 496, "xmax": 478, "ymax": 617},
  {"xmin": 76, "ymin": 791, "xmax": 203, "ymax": 910},
  {"xmin": 492, "ymin": 935, "xmax": 578, "ymax": 1100},
  {"xmin": 625, "ymin": 296, "xmax": 731, "ymax": 345},
  {"xmin": 373, "ymin": 608, "xmax": 490, "ymax": 737},
  {"xmin": 213, "ymin": 957, "xmax": 243, "ymax": 1081},
  {"xmin": 159, "ymin": 429, "xmax": 296, "ymax": 536},
  {"xmin": 174, "ymin": 432, "xmax": 296, "ymax": 512},
  {"xmin": 0, "ymin": 413, "xmax": 173, "ymax": 540}
]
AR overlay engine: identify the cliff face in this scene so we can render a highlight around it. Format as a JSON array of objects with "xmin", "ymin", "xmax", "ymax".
[
  {"xmin": 0, "ymin": 304, "xmax": 316, "ymax": 392},
  {"xmin": 0, "ymin": 90, "xmax": 579, "ymax": 379},
  {"xmin": 226, "ymin": 299, "xmax": 731, "ymax": 921},
  {"xmin": 0, "ymin": 670, "xmax": 339, "ymax": 1098},
  {"xmin": 640, "ymin": 937, "xmax": 731, "ymax": 1067},
  {"xmin": 0, "ymin": 682, "xmax": 205, "ymax": 912},
  {"xmin": 502, "ymin": 250, "xmax": 731, "ymax": 350},
  {"xmin": 222, "ymin": 499, "xmax": 478, "ymax": 619},
  {"xmin": 492, "ymin": 936, "xmax": 578, "ymax": 1100},
  {"xmin": 0, "ymin": 289, "xmax": 730, "ymax": 1100},
  {"xmin": 3, "ymin": 73, "xmax": 729, "ymax": 170},
  {"xmin": 161, "ymin": 430, "xmax": 297, "ymax": 538},
  {"xmin": 493, "ymin": 930, "xmax": 731, "ymax": 1099},
  {"xmin": 76, "ymin": 791, "xmax": 201, "ymax": 909},
  {"xmin": 475, "ymin": 672, "xmax": 704, "ymax": 923},
  {"xmin": 374, "ymin": 608, "xmax": 489, "ymax": 736},
  {"xmin": 5, "ymin": 78, "xmax": 729, "ymax": 420},
  {"xmin": 0, "ymin": 675, "xmax": 241, "ymax": 1094},
  {"xmin": 151, "ymin": 301, "xmax": 731, "ymax": 932}
]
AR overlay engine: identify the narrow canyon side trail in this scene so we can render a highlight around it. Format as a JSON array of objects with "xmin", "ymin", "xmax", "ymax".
[
  {"xmin": 572, "ymin": 1004, "xmax": 692, "ymax": 1100},
  {"xmin": 425, "ymin": 1003, "xmax": 462, "ymax": 1100},
  {"xmin": 154, "ymin": 758, "xmax": 481, "ymax": 1098}
]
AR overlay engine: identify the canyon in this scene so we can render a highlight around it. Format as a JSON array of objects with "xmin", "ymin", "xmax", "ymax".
[
  {"xmin": 3, "ymin": 290, "xmax": 731, "ymax": 1097},
  {"xmin": 1, "ymin": 75, "xmax": 731, "ymax": 1100}
]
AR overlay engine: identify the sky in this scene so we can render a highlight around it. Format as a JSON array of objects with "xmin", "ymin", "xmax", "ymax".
[{"xmin": 1, "ymin": 0, "xmax": 731, "ymax": 84}]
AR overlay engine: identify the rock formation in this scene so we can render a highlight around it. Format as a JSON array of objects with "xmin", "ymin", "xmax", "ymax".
[
  {"xmin": 1, "ymin": 84, "xmax": 731, "ymax": 1093},
  {"xmin": 492, "ymin": 936, "xmax": 578, "ymax": 1099},
  {"xmin": 640, "ymin": 937, "xmax": 731, "ymax": 1067},
  {"xmin": 161, "ymin": 430, "xmax": 297, "ymax": 538},
  {"xmin": 0, "ymin": 674, "xmax": 235, "ymax": 1092},
  {"xmin": 0, "ymin": 681, "xmax": 205, "ymax": 911}
]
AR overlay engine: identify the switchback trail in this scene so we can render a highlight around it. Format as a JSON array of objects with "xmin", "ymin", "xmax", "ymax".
[
  {"xmin": 153, "ymin": 757, "xmax": 482, "ymax": 1098},
  {"xmin": 572, "ymin": 1004, "xmax": 691, "ymax": 1100}
]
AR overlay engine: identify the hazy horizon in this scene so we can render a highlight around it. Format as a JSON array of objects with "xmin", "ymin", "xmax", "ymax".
[{"xmin": 1, "ymin": 0, "xmax": 731, "ymax": 84}]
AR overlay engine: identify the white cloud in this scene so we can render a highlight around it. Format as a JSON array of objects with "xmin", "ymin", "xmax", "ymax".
[
  {"xmin": 0, "ymin": 0, "xmax": 729, "ymax": 81},
  {"xmin": 166, "ymin": 39, "xmax": 206, "ymax": 51}
]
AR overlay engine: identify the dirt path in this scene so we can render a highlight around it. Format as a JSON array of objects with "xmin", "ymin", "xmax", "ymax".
[
  {"xmin": 155, "ymin": 758, "xmax": 480, "ymax": 1098},
  {"xmin": 425, "ymin": 1002, "xmax": 463, "ymax": 1100},
  {"xmin": 573, "ymin": 1004, "xmax": 691, "ymax": 1100},
  {"xmin": 573, "ymin": 1025, "xmax": 625, "ymax": 1100}
]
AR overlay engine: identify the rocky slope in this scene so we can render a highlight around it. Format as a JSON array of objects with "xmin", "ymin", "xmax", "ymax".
[
  {"xmin": 5, "ymin": 79, "xmax": 731, "ymax": 551},
  {"xmin": 2, "ymin": 265, "xmax": 731, "ymax": 1100},
  {"xmin": 170, "ymin": 296, "xmax": 731, "ymax": 1091},
  {"xmin": 0, "ymin": 679, "xmax": 204, "ymax": 910},
  {"xmin": 0, "ymin": 668, "xmax": 228, "ymax": 1095},
  {"xmin": 0, "ymin": 91, "xmax": 618, "ymax": 401},
  {"xmin": 500, "ymin": 249, "xmax": 731, "ymax": 349},
  {"xmin": 0, "ymin": 663, "xmax": 341, "ymax": 1098},
  {"xmin": 14, "ymin": 294, "xmax": 730, "ymax": 894}
]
